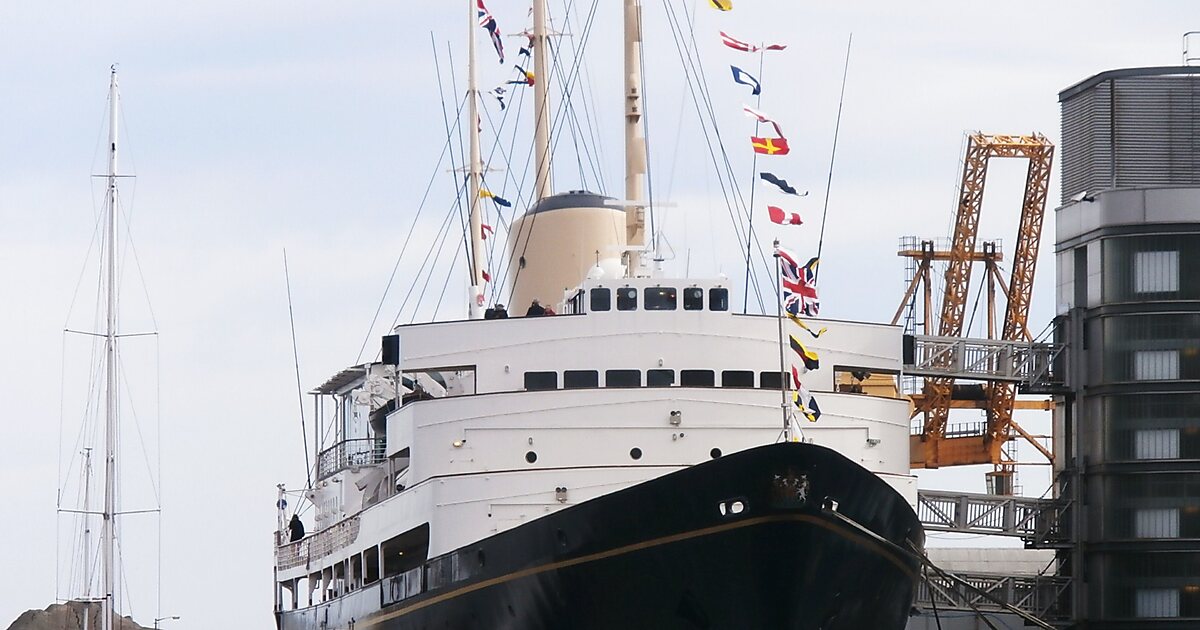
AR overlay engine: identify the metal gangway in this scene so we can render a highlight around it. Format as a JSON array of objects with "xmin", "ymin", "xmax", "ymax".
[
  {"xmin": 916, "ymin": 489, "xmax": 1067, "ymax": 542},
  {"xmin": 903, "ymin": 334, "xmax": 1064, "ymax": 389},
  {"xmin": 915, "ymin": 570, "xmax": 1070, "ymax": 625}
]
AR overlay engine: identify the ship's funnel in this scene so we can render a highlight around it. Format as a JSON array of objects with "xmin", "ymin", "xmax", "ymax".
[{"xmin": 505, "ymin": 190, "xmax": 625, "ymax": 310}]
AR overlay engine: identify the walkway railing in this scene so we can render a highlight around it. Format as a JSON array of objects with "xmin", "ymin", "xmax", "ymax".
[
  {"xmin": 916, "ymin": 490, "xmax": 1068, "ymax": 546},
  {"xmin": 915, "ymin": 570, "xmax": 1070, "ymax": 622},
  {"xmin": 903, "ymin": 334, "xmax": 1064, "ymax": 388},
  {"xmin": 275, "ymin": 517, "xmax": 362, "ymax": 571},
  {"xmin": 317, "ymin": 437, "xmax": 386, "ymax": 480}
]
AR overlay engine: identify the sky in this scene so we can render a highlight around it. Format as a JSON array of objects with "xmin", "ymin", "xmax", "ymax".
[{"xmin": 1, "ymin": 1, "xmax": 1194, "ymax": 628}]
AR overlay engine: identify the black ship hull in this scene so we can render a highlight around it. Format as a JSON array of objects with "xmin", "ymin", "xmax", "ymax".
[{"xmin": 279, "ymin": 442, "xmax": 924, "ymax": 630}]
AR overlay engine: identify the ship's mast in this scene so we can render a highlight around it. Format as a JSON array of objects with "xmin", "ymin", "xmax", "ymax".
[
  {"xmin": 623, "ymin": 0, "xmax": 647, "ymax": 276},
  {"xmin": 101, "ymin": 66, "xmax": 120, "ymax": 630},
  {"xmin": 532, "ymin": 0, "xmax": 552, "ymax": 202},
  {"xmin": 467, "ymin": 0, "xmax": 485, "ymax": 319}
]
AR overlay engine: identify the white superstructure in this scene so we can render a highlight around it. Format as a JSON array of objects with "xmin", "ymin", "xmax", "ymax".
[{"xmin": 274, "ymin": 277, "xmax": 915, "ymax": 613}]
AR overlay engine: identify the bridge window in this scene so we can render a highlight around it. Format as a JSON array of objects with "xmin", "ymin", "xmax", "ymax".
[
  {"xmin": 709, "ymin": 288, "xmax": 729, "ymax": 311},
  {"xmin": 680, "ymin": 370, "xmax": 715, "ymax": 387},
  {"xmin": 524, "ymin": 371, "xmax": 558, "ymax": 391},
  {"xmin": 644, "ymin": 287, "xmax": 678, "ymax": 310},
  {"xmin": 759, "ymin": 371, "xmax": 786, "ymax": 389},
  {"xmin": 647, "ymin": 369, "xmax": 675, "ymax": 387},
  {"xmin": 590, "ymin": 288, "xmax": 611, "ymax": 311},
  {"xmin": 617, "ymin": 287, "xmax": 638, "ymax": 311},
  {"xmin": 606, "ymin": 369, "xmax": 641, "ymax": 388},
  {"xmin": 564, "ymin": 370, "xmax": 599, "ymax": 389},
  {"xmin": 722, "ymin": 370, "xmax": 755, "ymax": 388},
  {"xmin": 684, "ymin": 287, "xmax": 704, "ymax": 310}
]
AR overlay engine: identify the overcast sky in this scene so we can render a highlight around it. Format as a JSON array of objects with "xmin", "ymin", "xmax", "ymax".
[{"xmin": 1, "ymin": 1, "xmax": 1194, "ymax": 628}]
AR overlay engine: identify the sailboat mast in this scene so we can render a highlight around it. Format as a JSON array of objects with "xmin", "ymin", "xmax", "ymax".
[
  {"xmin": 101, "ymin": 66, "xmax": 119, "ymax": 630},
  {"xmin": 623, "ymin": 0, "xmax": 647, "ymax": 276},
  {"xmin": 532, "ymin": 0, "xmax": 552, "ymax": 202},
  {"xmin": 467, "ymin": 0, "xmax": 485, "ymax": 319}
]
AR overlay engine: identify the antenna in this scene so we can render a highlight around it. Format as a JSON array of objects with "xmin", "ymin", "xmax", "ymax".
[{"xmin": 466, "ymin": 0, "xmax": 486, "ymax": 319}]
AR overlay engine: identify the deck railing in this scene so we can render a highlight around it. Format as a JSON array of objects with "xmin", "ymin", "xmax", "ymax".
[
  {"xmin": 275, "ymin": 516, "xmax": 362, "ymax": 571},
  {"xmin": 317, "ymin": 437, "xmax": 386, "ymax": 480}
]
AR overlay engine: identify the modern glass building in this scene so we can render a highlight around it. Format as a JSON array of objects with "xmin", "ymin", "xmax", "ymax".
[{"xmin": 1055, "ymin": 66, "xmax": 1200, "ymax": 627}]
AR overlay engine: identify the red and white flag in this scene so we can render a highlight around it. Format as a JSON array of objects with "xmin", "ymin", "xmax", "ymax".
[
  {"xmin": 743, "ymin": 105, "xmax": 783, "ymax": 137},
  {"xmin": 721, "ymin": 31, "xmax": 787, "ymax": 53},
  {"xmin": 768, "ymin": 206, "xmax": 803, "ymax": 225}
]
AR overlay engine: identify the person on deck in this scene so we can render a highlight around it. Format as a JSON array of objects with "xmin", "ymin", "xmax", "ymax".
[
  {"xmin": 288, "ymin": 513, "xmax": 305, "ymax": 542},
  {"xmin": 526, "ymin": 299, "xmax": 546, "ymax": 317},
  {"xmin": 494, "ymin": 304, "xmax": 509, "ymax": 318}
]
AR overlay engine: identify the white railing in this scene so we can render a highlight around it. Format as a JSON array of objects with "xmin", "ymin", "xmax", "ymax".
[{"xmin": 275, "ymin": 517, "xmax": 362, "ymax": 571}]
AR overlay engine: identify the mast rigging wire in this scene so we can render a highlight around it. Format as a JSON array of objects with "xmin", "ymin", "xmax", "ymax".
[
  {"xmin": 815, "ymin": 33, "xmax": 853, "ymax": 269},
  {"xmin": 741, "ymin": 47, "xmax": 766, "ymax": 313},
  {"xmin": 282, "ymin": 249, "xmax": 312, "ymax": 489}
]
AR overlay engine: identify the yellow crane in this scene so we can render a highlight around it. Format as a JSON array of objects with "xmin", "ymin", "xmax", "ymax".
[{"xmin": 897, "ymin": 133, "xmax": 1055, "ymax": 483}]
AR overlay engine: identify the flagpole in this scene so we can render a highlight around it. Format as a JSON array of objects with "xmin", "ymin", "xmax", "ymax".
[
  {"xmin": 741, "ymin": 47, "xmax": 767, "ymax": 314},
  {"xmin": 815, "ymin": 33, "xmax": 852, "ymax": 273},
  {"xmin": 774, "ymin": 239, "xmax": 790, "ymax": 441}
]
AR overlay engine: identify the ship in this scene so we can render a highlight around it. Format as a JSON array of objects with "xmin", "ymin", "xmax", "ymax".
[{"xmin": 272, "ymin": 2, "xmax": 924, "ymax": 628}]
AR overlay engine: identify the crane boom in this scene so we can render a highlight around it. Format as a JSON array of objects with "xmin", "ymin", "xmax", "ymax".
[{"xmin": 917, "ymin": 133, "xmax": 1054, "ymax": 470}]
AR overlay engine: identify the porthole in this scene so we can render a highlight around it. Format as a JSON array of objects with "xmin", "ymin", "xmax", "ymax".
[
  {"xmin": 525, "ymin": 451, "xmax": 538, "ymax": 464},
  {"xmin": 630, "ymin": 447, "xmax": 643, "ymax": 460},
  {"xmin": 710, "ymin": 448, "xmax": 722, "ymax": 459}
]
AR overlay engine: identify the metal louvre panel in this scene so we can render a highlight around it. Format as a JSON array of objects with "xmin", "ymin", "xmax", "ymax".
[
  {"xmin": 1112, "ymin": 76, "xmax": 1200, "ymax": 189},
  {"xmin": 1060, "ymin": 81, "xmax": 1112, "ymax": 203}
]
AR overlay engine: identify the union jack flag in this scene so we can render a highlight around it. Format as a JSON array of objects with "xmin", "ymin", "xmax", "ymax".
[
  {"xmin": 478, "ymin": 0, "xmax": 505, "ymax": 64},
  {"xmin": 778, "ymin": 247, "xmax": 819, "ymax": 317}
]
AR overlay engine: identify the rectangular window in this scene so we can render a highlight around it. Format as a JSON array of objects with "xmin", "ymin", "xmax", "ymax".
[
  {"xmin": 1134, "ymin": 350, "xmax": 1179, "ymax": 380},
  {"xmin": 1135, "ymin": 429, "xmax": 1180, "ymax": 460},
  {"xmin": 644, "ymin": 287, "xmax": 678, "ymax": 310},
  {"xmin": 605, "ymin": 369, "xmax": 641, "ymax": 388},
  {"xmin": 563, "ymin": 370, "xmax": 599, "ymax": 389},
  {"xmin": 721, "ymin": 370, "xmax": 755, "ymax": 388},
  {"xmin": 759, "ymin": 371, "xmax": 785, "ymax": 389},
  {"xmin": 523, "ymin": 371, "xmax": 558, "ymax": 391},
  {"xmin": 616, "ymin": 287, "xmax": 638, "ymax": 311},
  {"xmin": 590, "ymin": 288, "xmax": 611, "ymax": 311},
  {"xmin": 1135, "ymin": 508, "xmax": 1180, "ymax": 538},
  {"xmin": 647, "ymin": 369, "xmax": 675, "ymax": 387},
  {"xmin": 680, "ymin": 370, "xmax": 715, "ymax": 387},
  {"xmin": 683, "ymin": 287, "xmax": 704, "ymax": 310},
  {"xmin": 1136, "ymin": 588, "xmax": 1180, "ymax": 618},
  {"xmin": 1134, "ymin": 251, "xmax": 1179, "ymax": 294},
  {"xmin": 709, "ymin": 288, "xmax": 729, "ymax": 311}
]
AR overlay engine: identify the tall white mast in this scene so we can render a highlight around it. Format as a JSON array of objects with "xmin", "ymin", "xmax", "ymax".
[
  {"xmin": 467, "ymin": 0, "xmax": 486, "ymax": 319},
  {"xmin": 623, "ymin": 0, "xmax": 647, "ymax": 276},
  {"xmin": 532, "ymin": 0, "xmax": 553, "ymax": 202},
  {"xmin": 101, "ymin": 66, "xmax": 120, "ymax": 630}
]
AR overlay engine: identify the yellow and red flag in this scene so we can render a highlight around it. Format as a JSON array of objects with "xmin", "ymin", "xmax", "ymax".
[{"xmin": 751, "ymin": 136, "xmax": 790, "ymax": 155}]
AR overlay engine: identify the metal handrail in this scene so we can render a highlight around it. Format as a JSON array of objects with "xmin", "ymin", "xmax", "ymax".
[{"xmin": 317, "ymin": 437, "xmax": 386, "ymax": 480}]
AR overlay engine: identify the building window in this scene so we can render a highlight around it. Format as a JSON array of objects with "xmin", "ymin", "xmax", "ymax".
[
  {"xmin": 647, "ymin": 369, "xmax": 675, "ymax": 387},
  {"xmin": 1134, "ymin": 350, "xmax": 1179, "ymax": 380},
  {"xmin": 1136, "ymin": 588, "xmax": 1180, "ymax": 618},
  {"xmin": 590, "ymin": 288, "xmax": 611, "ymax": 311},
  {"xmin": 709, "ymin": 288, "xmax": 729, "ymax": 311},
  {"xmin": 1134, "ymin": 251, "xmax": 1179, "ymax": 294},
  {"xmin": 1135, "ymin": 508, "xmax": 1180, "ymax": 539},
  {"xmin": 605, "ymin": 369, "xmax": 641, "ymax": 388},
  {"xmin": 759, "ymin": 371, "xmax": 785, "ymax": 389},
  {"xmin": 680, "ymin": 370, "xmax": 715, "ymax": 387},
  {"xmin": 721, "ymin": 370, "xmax": 755, "ymax": 387},
  {"xmin": 644, "ymin": 287, "xmax": 678, "ymax": 311},
  {"xmin": 683, "ymin": 287, "xmax": 704, "ymax": 310},
  {"xmin": 1135, "ymin": 429, "xmax": 1180, "ymax": 460},
  {"xmin": 563, "ymin": 370, "xmax": 599, "ymax": 389},
  {"xmin": 523, "ymin": 371, "xmax": 557, "ymax": 391},
  {"xmin": 617, "ymin": 287, "xmax": 638, "ymax": 311}
]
